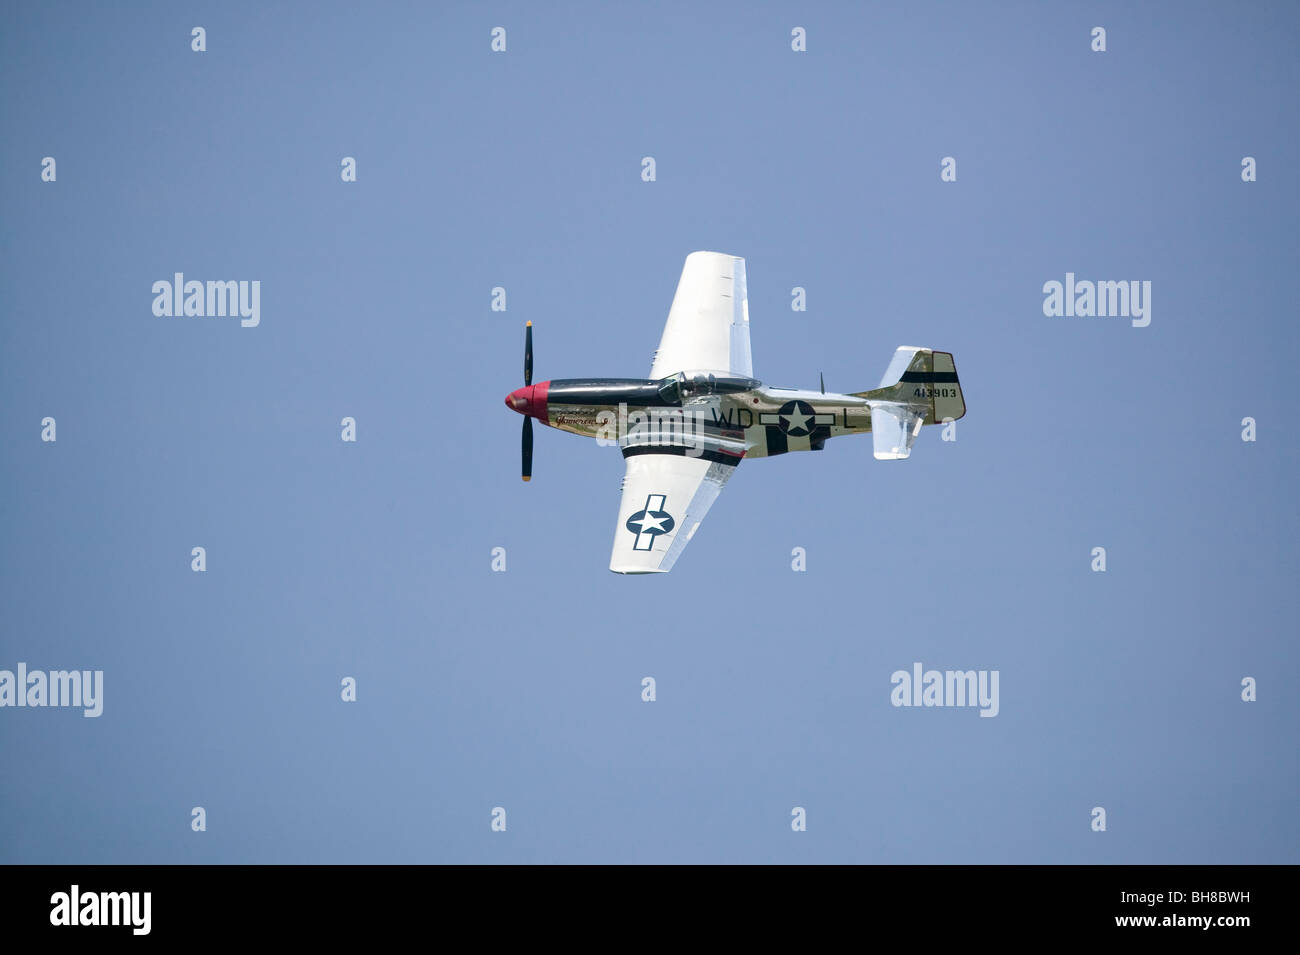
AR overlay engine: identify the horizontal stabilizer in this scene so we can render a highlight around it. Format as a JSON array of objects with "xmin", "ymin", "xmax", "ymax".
[{"xmin": 869, "ymin": 404, "xmax": 924, "ymax": 460}]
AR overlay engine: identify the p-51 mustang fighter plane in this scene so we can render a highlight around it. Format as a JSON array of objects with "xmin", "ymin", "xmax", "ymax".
[{"xmin": 505, "ymin": 251, "xmax": 965, "ymax": 574}]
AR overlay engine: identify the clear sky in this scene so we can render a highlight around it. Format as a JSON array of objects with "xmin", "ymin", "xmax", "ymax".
[{"xmin": 2, "ymin": 1, "xmax": 1296, "ymax": 863}]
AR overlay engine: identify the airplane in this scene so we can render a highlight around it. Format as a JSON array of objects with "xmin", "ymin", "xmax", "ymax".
[{"xmin": 505, "ymin": 251, "xmax": 966, "ymax": 574}]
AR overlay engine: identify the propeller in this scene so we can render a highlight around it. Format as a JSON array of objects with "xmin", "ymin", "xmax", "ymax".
[
  {"xmin": 521, "ymin": 322, "xmax": 533, "ymax": 481},
  {"xmin": 820, "ymin": 371, "xmax": 825, "ymax": 394}
]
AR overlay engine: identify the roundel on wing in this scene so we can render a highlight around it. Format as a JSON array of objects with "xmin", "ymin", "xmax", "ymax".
[
  {"xmin": 626, "ymin": 503, "xmax": 675, "ymax": 538},
  {"xmin": 626, "ymin": 493, "xmax": 675, "ymax": 552}
]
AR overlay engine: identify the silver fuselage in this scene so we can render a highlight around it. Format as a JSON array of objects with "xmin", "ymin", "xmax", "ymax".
[{"xmin": 533, "ymin": 376, "xmax": 875, "ymax": 460}]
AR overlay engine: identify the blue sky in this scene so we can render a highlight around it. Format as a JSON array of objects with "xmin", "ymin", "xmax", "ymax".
[{"xmin": 1, "ymin": 1, "xmax": 1296, "ymax": 863}]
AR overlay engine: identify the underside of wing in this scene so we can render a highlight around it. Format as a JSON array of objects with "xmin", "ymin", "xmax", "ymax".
[
  {"xmin": 649, "ymin": 251, "xmax": 753, "ymax": 379},
  {"xmin": 610, "ymin": 452, "xmax": 739, "ymax": 574}
]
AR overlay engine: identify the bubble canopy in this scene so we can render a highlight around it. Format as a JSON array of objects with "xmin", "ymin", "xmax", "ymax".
[{"xmin": 656, "ymin": 370, "xmax": 761, "ymax": 404}]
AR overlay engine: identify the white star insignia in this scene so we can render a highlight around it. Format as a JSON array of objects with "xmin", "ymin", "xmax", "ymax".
[
  {"xmin": 634, "ymin": 511, "xmax": 669, "ymax": 534},
  {"xmin": 782, "ymin": 409, "xmax": 812, "ymax": 433}
]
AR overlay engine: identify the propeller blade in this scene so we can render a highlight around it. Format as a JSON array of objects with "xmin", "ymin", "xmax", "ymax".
[
  {"xmin": 521, "ymin": 415, "xmax": 533, "ymax": 482},
  {"xmin": 524, "ymin": 321, "xmax": 533, "ymax": 386},
  {"xmin": 820, "ymin": 371, "xmax": 825, "ymax": 394}
]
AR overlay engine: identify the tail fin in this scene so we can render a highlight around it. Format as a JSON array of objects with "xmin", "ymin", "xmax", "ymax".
[{"xmin": 851, "ymin": 347, "xmax": 965, "ymax": 460}]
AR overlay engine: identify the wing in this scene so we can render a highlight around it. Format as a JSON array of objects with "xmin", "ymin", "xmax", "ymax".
[
  {"xmin": 649, "ymin": 251, "xmax": 753, "ymax": 379},
  {"xmin": 610, "ymin": 452, "xmax": 739, "ymax": 574}
]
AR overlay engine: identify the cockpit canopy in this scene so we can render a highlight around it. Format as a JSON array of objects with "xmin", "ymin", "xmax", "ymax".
[{"xmin": 656, "ymin": 370, "xmax": 760, "ymax": 404}]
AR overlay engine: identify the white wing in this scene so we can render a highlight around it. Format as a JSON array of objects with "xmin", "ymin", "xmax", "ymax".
[
  {"xmin": 649, "ymin": 251, "xmax": 753, "ymax": 379},
  {"xmin": 610, "ymin": 452, "xmax": 738, "ymax": 574}
]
